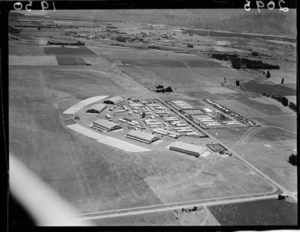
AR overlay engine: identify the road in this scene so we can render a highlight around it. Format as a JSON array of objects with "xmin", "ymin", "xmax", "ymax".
[
  {"xmin": 78, "ymin": 193, "xmax": 279, "ymax": 221},
  {"xmin": 85, "ymin": 45, "xmax": 296, "ymax": 221}
]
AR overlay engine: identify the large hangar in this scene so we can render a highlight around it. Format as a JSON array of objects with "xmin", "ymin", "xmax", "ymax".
[
  {"xmin": 104, "ymin": 96, "xmax": 125, "ymax": 105},
  {"xmin": 169, "ymin": 141, "xmax": 206, "ymax": 158},
  {"xmin": 85, "ymin": 104, "xmax": 107, "ymax": 114},
  {"xmin": 126, "ymin": 130, "xmax": 159, "ymax": 144},
  {"xmin": 91, "ymin": 119, "xmax": 122, "ymax": 132}
]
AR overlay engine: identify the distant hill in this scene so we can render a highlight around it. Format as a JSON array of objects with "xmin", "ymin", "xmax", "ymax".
[
  {"xmin": 196, "ymin": 11, "xmax": 296, "ymax": 36},
  {"xmin": 20, "ymin": 9, "xmax": 296, "ymax": 36}
]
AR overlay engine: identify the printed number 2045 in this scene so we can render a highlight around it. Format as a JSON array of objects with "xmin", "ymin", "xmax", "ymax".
[{"xmin": 244, "ymin": 0, "xmax": 289, "ymax": 12}]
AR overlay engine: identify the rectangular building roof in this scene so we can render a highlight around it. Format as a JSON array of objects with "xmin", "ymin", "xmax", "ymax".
[
  {"xmin": 93, "ymin": 119, "xmax": 121, "ymax": 130},
  {"xmin": 104, "ymin": 96, "xmax": 125, "ymax": 104},
  {"xmin": 182, "ymin": 109, "xmax": 205, "ymax": 115},
  {"xmin": 169, "ymin": 141, "xmax": 206, "ymax": 155},
  {"xmin": 127, "ymin": 130, "xmax": 159, "ymax": 143}
]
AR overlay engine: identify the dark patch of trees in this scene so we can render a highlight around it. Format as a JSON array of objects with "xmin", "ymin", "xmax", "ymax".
[
  {"xmin": 115, "ymin": 36, "xmax": 127, "ymax": 42},
  {"xmin": 272, "ymin": 95, "xmax": 288, "ymax": 107},
  {"xmin": 211, "ymin": 53, "xmax": 238, "ymax": 61},
  {"xmin": 266, "ymin": 71, "xmax": 271, "ymax": 78},
  {"xmin": 211, "ymin": 53, "xmax": 279, "ymax": 70},
  {"xmin": 278, "ymin": 195, "xmax": 286, "ymax": 200},
  {"xmin": 264, "ymin": 94, "xmax": 290, "ymax": 107},
  {"xmin": 8, "ymin": 25, "xmax": 21, "ymax": 34},
  {"xmin": 148, "ymin": 45, "xmax": 161, "ymax": 50},
  {"xmin": 231, "ymin": 58, "xmax": 279, "ymax": 70},
  {"xmin": 288, "ymin": 102, "xmax": 297, "ymax": 112},
  {"xmin": 236, "ymin": 80, "xmax": 240, "ymax": 86},
  {"xmin": 289, "ymin": 154, "xmax": 297, "ymax": 166},
  {"xmin": 156, "ymin": 85, "xmax": 173, "ymax": 93},
  {"xmin": 165, "ymin": 86, "xmax": 173, "ymax": 92}
]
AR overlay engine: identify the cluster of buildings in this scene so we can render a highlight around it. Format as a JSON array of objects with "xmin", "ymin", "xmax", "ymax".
[
  {"xmin": 86, "ymin": 96, "xmax": 206, "ymax": 140},
  {"xmin": 203, "ymin": 99, "xmax": 258, "ymax": 127},
  {"xmin": 84, "ymin": 96, "xmax": 233, "ymax": 159},
  {"xmin": 168, "ymin": 99, "xmax": 256, "ymax": 129},
  {"xmin": 171, "ymin": 100, "xmax": 194, "ymax": 110}
]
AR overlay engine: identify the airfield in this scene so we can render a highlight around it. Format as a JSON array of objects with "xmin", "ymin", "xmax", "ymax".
[{"xmin": 9, "ymin": 13, "xmax": 297, "ymax": 225}]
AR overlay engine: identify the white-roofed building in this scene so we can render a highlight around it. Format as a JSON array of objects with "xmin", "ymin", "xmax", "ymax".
[
  {"xmin": 90, "ymin": 119, "xmax": 122, "ymax": 132},
  {"xmin": 85, "ymin": 104, "xmax": 107, "ymax": 114},
  {"xmin": 126, "ymin": 130, "xmax": 159, "ymax": 144},
  {"xmin": 169, "ymin": 141, "xmax": 206, "ymax": 158}
]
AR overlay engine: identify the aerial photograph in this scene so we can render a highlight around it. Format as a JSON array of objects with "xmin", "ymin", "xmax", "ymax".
[{"xmin": 8, "ymin": 4, "xmax": 297, "ymax": 227}]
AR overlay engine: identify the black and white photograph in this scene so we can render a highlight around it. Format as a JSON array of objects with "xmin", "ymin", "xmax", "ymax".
[{"xmin": 4, "ymin": 0, "xmax": 298, "ymax": 228}]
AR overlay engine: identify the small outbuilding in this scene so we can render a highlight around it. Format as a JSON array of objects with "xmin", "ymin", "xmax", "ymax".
[{"xmin": 206, "ymin": 143, "xmax": 227, "ymax": 152}]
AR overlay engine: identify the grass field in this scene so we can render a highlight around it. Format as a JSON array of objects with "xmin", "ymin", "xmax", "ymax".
[
  {"xmin": 235, "ymin": 96, "xmax": 294, "ymax": 116},
  {"xmin": 9, "ymin": 55, "xmax": 58, "ymax": 66},
  {"xmin": 9, "ymin": 41, "xmax": 45, "ymax": 54},
  {"xmin": 227, "ymin": 140, "xmax": 297, "ymax": 191},
  {"xmin": 242, "ymin": 81, "xmax": 296, "ymax": 96},
  {"xmin": 209, "ymin": 199, "xmax": 297, "ymax": 225},
  {"xmin": 9, "ymin": 23, "xmax": 297, "ymax": 225},
  {"xmin": 215, "ymin": 99, "xmax": 267, "ymax": 117},
  {"xmin": 9, "ymin": 62, "xmax": 275, "ymax": 215},
  {"xmin": 144, "ymin": 152, "xmax": 274, "ymax": 204},
  {"xmin": 90, "ymin": 211, "xmax": 180, "ymax": 226},
  {"xmin": 251, "ymin": 116, "xmax": 297, "ymax": 134},
  {"xmin": 44, "ymin": 46, "xmax": 97, "ymax": 56},
  {"xmin": 56, "ymin": 55, "xmax": 87, "ymax": 65},
  {"xmin": 9, "ymin": 66, "xmax": 162, "ymax": 213}
]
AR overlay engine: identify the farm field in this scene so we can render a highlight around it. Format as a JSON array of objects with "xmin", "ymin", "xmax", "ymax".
[
  {"xmin": 9, "ymin": 55, "xmax": 59, "ymax": 66},
  {"xmin": 56, "ymin": 55, "xmax": 87, "ymax": 65},
  {"xmin": 91, "ymin": 206, "xmax": 220, "ymax": 225},
  {"xmin": 9, "ymin": 42, "xmax": 275, "ymax": 216},
  {"xmin": 44, "ymin": 46, "xmax": 97, "ymax": 56},
  {"xmin": 9, "ymin": 11, "xmax": 297, "ymax": 226},
  {"xmin": 90, "ymin": 210, "xmax": 180, "ymax": 226},
  {"xmin": 226, "ymin": 140, "xmax": 297, "ymax": 192},
  {"xmin": 208, "ymin": 199, "xmax": 297, "ymax": 225}
]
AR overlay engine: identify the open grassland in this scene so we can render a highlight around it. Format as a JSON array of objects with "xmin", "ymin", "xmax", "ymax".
[
  {"xmin": 44, "ymin": 46, "xmax": 97, "ymax": 56},
  {"xmin": 9, "ymin": 41, "xmax": 45, "ymax": 54},
  {"xmin": 251, "ymin": 116, "xmax": 297, "ymax": 134},
  {"xmin": 90, "ymin": 211, "xmax": 180, "ymax": 226},
  {"xmin": 209, "ymin": 199, "xmax": 297, "ymax": 225},
  {"xmin": 144, "ymin": 153, "xmax": 275, "ymax": 204},
  {"xmin": 226, "ymin": 140, "xmax": 297, "ymax": 192},
  {"xmin": 248, "ymin": 96, "xmax": 296, "ymax": 114},
  {"xmin": 9, "ymin": 62, "xmax": 274, "ymax": 216},
  {"xmin": 91, "ymin": 206, "xmax": 220, "ymax": 226},
  {"xmin": 242, "ymin": 81, "xmax": 296, "ymax": 97},
  {"xmin": 231, "ymin": 95, "xmax": 296, "ymax": 117},
  {"xmin": 215, "ymin": 100, "xmax": 268, "ymax": 117},
  {"xmin": 56, "ymin": 55, "xmax": 87, "ymax": 65},
  {"xmin": 44, "ymin": 67, "xmax": 153, "ymax": 101},
  {"xmin": 9, "ymin": 66, "xmax": 162, "ymax": 213},
  {"xmin": 9, "ymin": 25, "xmax": 297, "ymax": 224},
  {"xmin": 9, "ymin": 55, "xmax": 58, "ymax": 66}
]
